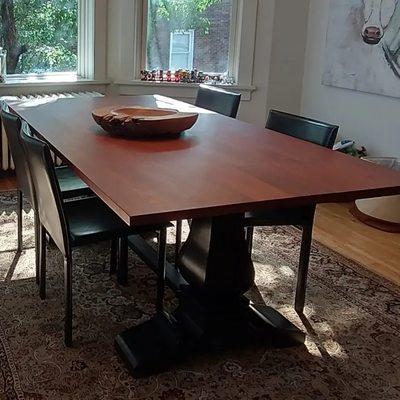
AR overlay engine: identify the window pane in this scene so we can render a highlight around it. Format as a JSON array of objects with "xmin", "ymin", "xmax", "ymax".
[
  {"xmin": 147, "ymin": 0, "xmax": 232, "ymax": 73},
  {"xmin": 0, "ymin": 0, "xmax": 78, "ymax": 75},
  {"xmin": 172, "ymin": 32, "xmax": 190, "ymax": 53},
  {"xmin": 170, "ymin": 53, "xmax": 190, "ymax": 70}
]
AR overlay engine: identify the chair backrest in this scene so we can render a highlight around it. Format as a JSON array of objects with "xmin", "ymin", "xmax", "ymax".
[
  {"xmin": 1, "ymin": 109, "xmax": 35, "ymax": 202},
  {"xmin": 20, "ymin": 129, "xmax": 70, "ymax": 256},
  {"xmin": 266, "ymin": 110, "xmax": 339, "ymax": 149},
  {"xmin": 195, "ymin": 84, "xmax": 241, "ymax": 118}
]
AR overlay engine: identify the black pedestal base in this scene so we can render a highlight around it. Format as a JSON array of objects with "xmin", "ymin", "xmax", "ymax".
[
  {"xmin": 115, "ymin": 294, "xmax": 305, "ymax": 377},
  {"xmin": 115, "ymin": 312, "xmax": 185, "ymax": 377},
  {"xmin": 121, "ymin": 215, "xmax": 306, "ymax": 377}
]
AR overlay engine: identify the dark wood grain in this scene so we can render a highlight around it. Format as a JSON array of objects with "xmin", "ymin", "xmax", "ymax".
[{"xmin": 8, "ymin": 95, "xmax": 400, "ymax": 226}]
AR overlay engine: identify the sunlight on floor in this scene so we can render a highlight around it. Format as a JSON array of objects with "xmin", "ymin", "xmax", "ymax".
[
  {"xmin": 0, "ymin": 208, "xmax": 36, "ymax": 282},
  {"xmin": 0, "ymin": 248, "xmax": 36, "ymax": 282}
]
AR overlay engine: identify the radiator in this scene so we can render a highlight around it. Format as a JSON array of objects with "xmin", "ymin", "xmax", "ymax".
[{"xmin": 0, "ymin": 91, "xmax": 104, "ymax": 171}]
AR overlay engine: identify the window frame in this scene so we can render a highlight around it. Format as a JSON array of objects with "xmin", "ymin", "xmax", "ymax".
[
  {"xmin": 3, "ymin": 0, "xmax": 96, "ymax": 81},
  {"xmin": 140, "ymin": 0, "xmax": 239, "ymax": 78},
  {"xmin": 115, "ymin": 0, "xmax": 258, "ymax": 100}
]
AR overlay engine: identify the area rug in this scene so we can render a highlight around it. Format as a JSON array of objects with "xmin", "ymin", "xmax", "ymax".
[{"xmin": 0, "ymin": 193, "xmax": 399, "ymax": 400}]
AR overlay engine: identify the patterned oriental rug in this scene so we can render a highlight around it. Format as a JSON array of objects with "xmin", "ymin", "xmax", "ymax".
[{"xmin": 0, "ymin": 193, "xmax": 399, "ymax": 400}]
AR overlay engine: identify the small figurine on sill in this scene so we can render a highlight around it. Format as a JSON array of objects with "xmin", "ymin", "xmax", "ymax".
[
  {"xmin": 138, "ymin": 68, "xmax": 234, "ymax": 85},
  {"xmin": 181, "ymin": 70, "xmax": 190, "ymax": 83},
  {"xmin": 140, "ymin": 70, "xmax": 148, "ymax": 81}
]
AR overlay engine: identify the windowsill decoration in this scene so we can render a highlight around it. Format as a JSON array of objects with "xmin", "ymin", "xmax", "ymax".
[{"xmin": 140, "ymin": 69, "xmax": 235, "ymax": 85}]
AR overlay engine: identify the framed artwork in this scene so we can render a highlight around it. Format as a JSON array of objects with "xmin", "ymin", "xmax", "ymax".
[{"xmin": 323, "ymin": 0, "xmax": 400, "ymax": 98}]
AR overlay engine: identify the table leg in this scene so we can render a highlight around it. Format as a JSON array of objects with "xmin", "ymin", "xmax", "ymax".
[{"xmin": 117, "ymin": 214, "xmax": 305, "ymax": 377}]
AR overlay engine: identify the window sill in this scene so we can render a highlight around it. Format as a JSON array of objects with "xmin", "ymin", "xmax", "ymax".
[
  {"xmin": 0, "ymin": 75, "xmax": 110, "ymax": 89},
  {"xmin": 114, "ymin": 80, "xmax": 256, "ymax": 101}
]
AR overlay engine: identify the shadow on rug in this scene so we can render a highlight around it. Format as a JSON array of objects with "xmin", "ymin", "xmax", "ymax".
[{"xmin": 0, "ymin": 192, "xmax": 400, "ymax": 400}]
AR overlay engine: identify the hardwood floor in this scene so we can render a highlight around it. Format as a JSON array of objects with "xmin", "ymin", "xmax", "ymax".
[
  {"xmin": 0, "ymin": 174, "xmax": 18, "ymax": 192},
  {"xmin": 1, "ymin": 175, "xmax": 399, "ymax": 286},
  {"xmin": 314, "ymin": 203, "xmax": 400, "ymax": 286}
]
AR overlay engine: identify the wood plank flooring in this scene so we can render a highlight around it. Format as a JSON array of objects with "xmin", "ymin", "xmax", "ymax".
[
  {"xmin": 0, "ymin": 174, "xmax": 18, "ymax": 192},
  {"xmin": 1, "ymin": 176, "xmax": 399, "ymax": 286},
  {"xmin": 314, "ymin": 203, "xmax": 400, "ymax": 286}
]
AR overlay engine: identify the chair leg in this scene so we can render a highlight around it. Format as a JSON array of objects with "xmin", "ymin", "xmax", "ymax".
[
  {"xmin": 117, "ymin": 236, "xmax": 128, "ymax": 285},
  {"xmin": 295, "ymin": 224, "xmax": 313, "ymax": 314},
  {"xmin": 246, "ymin": 226, "xmax": 254, "ymax": 255},
  {"xmin": 156, "ymin": 227, "xmax": 167, "ymax": 313},
  {"xmin": 64, "ymin": 255, "xmax": 73, "ymax": 347},
  {"xmin": 16, "ymin": 190, "xmax": 23, "ymax": 252},
  {"xmin": 175, "ymin": 220, "xmax": 182, "ymax": 265},
  {"xmin": 34, "ymin": 210, "xmax": 40, "ymax": 286},
  {"xmin": 110, "ymin": 238, "xmax": 118, "ymax": 275},
  {"xmin": 39, "ymin": 224, "xmax": 47, "ymax": 300}
]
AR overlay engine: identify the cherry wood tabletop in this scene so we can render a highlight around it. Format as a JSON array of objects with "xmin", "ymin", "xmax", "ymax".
[{"xmin": 8, "ymin": 95, "xmax": 400, "ymax": 226}]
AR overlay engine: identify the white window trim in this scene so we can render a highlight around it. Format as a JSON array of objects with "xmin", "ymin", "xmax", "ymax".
[
  {"xmin": 169, "ymin": 30, "xmax": 195, "ymax": 71},
  {"xmin": 78, "ymin": 0, "xmax": 95, "ymax": 79},
  {"xmin": 142, "ymin": 0, "xmax": 238, "ymax": 76},
  {"xmin": 2, "ymin": 0, "xmax": 103, "ymax": 84},
  {"xmin": 131, "ymin": 0, "xmax": 257, "ymax": 86},
  {"xmin": 110, "ymin": 0, "xmax": 258, "ymax": 101}
]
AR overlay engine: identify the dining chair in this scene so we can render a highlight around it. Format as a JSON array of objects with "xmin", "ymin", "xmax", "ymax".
[
  {"xmin": 174, "ymin": 85, "xmax": 242, "ymax": 263},
  {"xmin": 195, "ymin": 84, "xmax": 241, "ymax": 118},
  {"xmin": 1, "ymin": 109, "xmax": 92, "ymax": 283},
  {"xmin": 20, "ymin": 129, "xmax": 168, "ymax": 347},
  {"xmin": 245, "ymin": 110, "xmax": 339, "ymax": 314}
]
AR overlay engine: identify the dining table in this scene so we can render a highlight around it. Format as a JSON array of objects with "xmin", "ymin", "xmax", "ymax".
[{"xmin": 7, "ymin": 94, "xmax": 400, "ymax": 376}]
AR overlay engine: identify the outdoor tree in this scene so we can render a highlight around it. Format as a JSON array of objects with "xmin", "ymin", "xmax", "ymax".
[
  {"xmin": 0, "ymin": 0, "xmax": 225, "ymax": 74},
  {"xmin": 154, "ymin": 0, "xmax": 223, "ymax": 34},
  {"xmin": 0, "ymin": 0, "xmax": 77, "ymax": 74},
  {"xmin": 147, "ymin": 0, "xmax": 226, "ymax": 70},
  {"xmin": 0, "ymin": 0, "xmax": 26, "ymax": 73}
]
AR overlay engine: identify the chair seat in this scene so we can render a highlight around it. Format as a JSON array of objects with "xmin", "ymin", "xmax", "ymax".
[
  {"xmin": 65, "ymin": 197, "xmax": 170, "ymax": 247},
  {"xmin": 245, "ymin": 205, "xmax": 315, "ymax": 227},
  {"xmin": 55, "ymin": 166, "xmax": 92, "ymax": 198}
]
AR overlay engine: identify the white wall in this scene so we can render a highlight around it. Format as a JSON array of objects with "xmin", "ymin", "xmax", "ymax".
[
  {"xmin": 267, "ymin": 0, "xmax": 309, "ymax": 114},
  {"xmin": 237, "ymin": 0, "xmax": 275, "ymax": 125},
  {"xmin": 301, "ymin": 0, "xmax": 400, "ymax": 158}
]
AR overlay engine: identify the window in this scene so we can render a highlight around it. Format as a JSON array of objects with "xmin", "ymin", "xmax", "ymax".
[
  {"xmin": 145, "ymin": 0, "xmax": 235, "ymax": 74},
  {"xmin": 169, "ymin": 30, "xmax": 194, "ymax": 70},
  {"xmin": 0, "ymin": 0, "xmax": 94, "ymax": 78}
]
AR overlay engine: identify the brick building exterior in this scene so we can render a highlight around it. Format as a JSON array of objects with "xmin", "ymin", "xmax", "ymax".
[{"xmin": 147, "ymin": 0, "xmax": 231, "ymax": 73}]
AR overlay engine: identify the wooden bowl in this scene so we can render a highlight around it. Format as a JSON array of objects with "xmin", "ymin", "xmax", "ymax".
[{"xmin": 92, "ymin": 106, "xmax": 198, "ymax": 138}]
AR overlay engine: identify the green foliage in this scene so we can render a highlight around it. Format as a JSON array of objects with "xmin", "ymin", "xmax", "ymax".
[
  {"xmin": 152, "ymin": 0, "xmax": 223, "ymax": 34},
  {"xmin": 1, "ymin": 0, "xmax": 78, "ymax": 74}
]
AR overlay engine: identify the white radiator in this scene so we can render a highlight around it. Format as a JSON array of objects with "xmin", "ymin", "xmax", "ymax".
[{"xmin": 0, "ymin": 91, "xmax": 104, "ymax": 171}]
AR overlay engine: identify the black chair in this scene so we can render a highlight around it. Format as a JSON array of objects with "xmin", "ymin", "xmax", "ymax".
[
  {"xmin": 20, "ymin": 129, "xmax": 168, "ymax": 346},
  {"xmin": 266, "ymin": 110, "xmax": 338, "ymax": 148},
  {"xmin": 1, "ymin": 109, "xmax": 92, "ymax": 283},
  {"xmin": 195, "ymin": 84, "xmax": 241, "ymax": 118},
  {"xmin": 174, "ymin": 85, "xmax": 242, "ymax": 263},
  {"xmin": 245, "ymin": 110, "xmax": 339, "ymax": 314}
]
